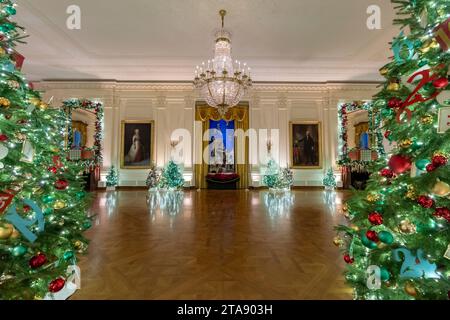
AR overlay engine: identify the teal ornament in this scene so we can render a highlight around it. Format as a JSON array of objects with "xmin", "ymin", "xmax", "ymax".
[
  {"xmin": 82, "ymin": 221, "xmax": 91, "ymax": 230},
  {"xmin": 43, "ymin": 207, "xmax": 53, "ymax": 216},
  {"xmin": 393, "ymin": 248, "xmax": 440, "ymax": 279},
  {"xmin": 380, "ymin": 267, "xmax": 390, "ymax": 281},
  {"xmin": 5, "ymin": 6, "xmax": 16, "ymax": 15},
  {"xmin": 418, "ymin": 60, "xmax": 428, "ymax": 67},
  {"xmin": 392, "ymin": 31, "xmax": 414, "ymax": 64},
  {"xmin": 12, "ymin": 245, "xmax": 27, "ymax": 257},
  {"xmin": 63, "ymin": 250, "xmax": 74, "ymax": 261},
  {"xmin": 378, "ymin": 231, "xmax": 394, "ymax": 244},
  {"xmin": 76, "ymin": 191, "xmax": 85, "ymax": 200},
  {"xmin": 415, "ymin": 159, "xmax": 430, "ymax": 171},
  {"xmin": 3, "ymin": 62, "xmax": 15, "ymax": 72},
  {"xmin": 361, "ymin": 232, "xmax": 378, "ymax": 249},
  {"xmin": 42, "ymin": 194, "xmax": 55, "ymax": 204}
]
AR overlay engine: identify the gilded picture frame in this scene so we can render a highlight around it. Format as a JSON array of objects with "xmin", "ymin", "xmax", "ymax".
[
  {"xmin": 120, "ymin": 120, "xmax": 154, "ymax": 169},
  {"xmin": 289, "ymin": 121, "xmax": 322, "ymax": 169}
]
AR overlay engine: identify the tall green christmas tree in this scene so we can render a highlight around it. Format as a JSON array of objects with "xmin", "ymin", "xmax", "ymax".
[
  {"xmin": 336, "ymin": 0, "xmax": 450, "ymax": 300},
  {"xmin": 0, "ymin": 1, "xmax": 90, "ymax": 299},
  {"xmin": 158, "ymin": 160, "xmax": 184, "ymax": 190}
]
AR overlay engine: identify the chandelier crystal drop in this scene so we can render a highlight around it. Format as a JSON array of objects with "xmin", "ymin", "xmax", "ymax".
[{"xmin": 193, "ymin": 10, "xmax": 252, "ymax": 115}]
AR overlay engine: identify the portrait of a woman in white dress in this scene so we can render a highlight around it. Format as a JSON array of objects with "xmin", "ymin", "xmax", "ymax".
[{"xmin": 121, "ymin": 121, "xmax": 153, "ymax": 168}]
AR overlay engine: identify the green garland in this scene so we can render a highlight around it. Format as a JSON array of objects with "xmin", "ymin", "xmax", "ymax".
[{"xmin": 62, "ymin": 98, "xmax": 104, "ymax": 166}]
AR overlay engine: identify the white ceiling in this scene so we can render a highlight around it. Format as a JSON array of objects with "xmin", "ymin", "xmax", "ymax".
[{"xmin": 15, "ymin": 0, "xmax": 398, "ymax": 82}]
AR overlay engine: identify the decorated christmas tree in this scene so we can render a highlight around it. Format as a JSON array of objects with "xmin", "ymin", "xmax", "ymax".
[
  {"xmin": 336, "ymin": 0, "xmax": 450, "ymax": 300},
  {"xmin": 262, "ymin": 158, "xmax": 293, "ymax": 190},
  {"xmin": 323, "ymin": 168, "xmax": 336, "ymax": 190},
  {"xmin": 146, "ymin": 163, "xmax": 160, "ymax": 189},
  {"xmin": 158, "ymin": 160, "xmax": 184, "ymax": 190},
  {"xmin": 105, "ymin": 166, "xmax": 118, "ymax": 188},
  {"xmin": 0, "ymin": 1, "xmax": 90, "ymax": 299}
]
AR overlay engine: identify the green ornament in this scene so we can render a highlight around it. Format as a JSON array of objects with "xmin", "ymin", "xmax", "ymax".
[
  {"xmin": 361, "ymin": 232, "xmax": 378, "ymax": 249},
  {"xmin": 381, "ymin": 109, "xmax": 393, "ymax": 117},
  {"xmin": 12, "ymin": 245, "xmax": 27, "ymax": 257},
  {"xmin": 380, "ymin": 267, "xmax": 390, "ymax": 281},
  {"xmin": 83, "ymin": 221, "xmax": 91, "ymax": 230},
  {"xmin": 42, "ymin": 194, "xmax": 55, "ymax": 204},
  {"xmin": 76, "ymin": 191, "xmax": 86, "ymax": 200},
  {"xmin": 415, "ymin": 159, "xmax": 430, "ymax": 171},
  {"xmin": 5, "ymin": 6, "xmax": 16, "ymax": 15},
  {"xmin": 63, "ymin": 251, "xmax": 74, "ymax": 261},
  {"xmin": 43, "ymin": 207, "xmax": 53, "ymax": 216},
  {"xmin": 379, "ymin": 231, "xmax": 394, "ymax": 244}
]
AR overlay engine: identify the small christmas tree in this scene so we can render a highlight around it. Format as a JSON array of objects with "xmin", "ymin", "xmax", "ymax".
[
  {"xmin": 105, "ymin": 166, "xmax": 118, "ymax": 188},
  {"xmin": 262, "ymin": 159, "xmax": 280, "ymax": 188},
  {"xmin": 146, "ymin": 163, "xmax": 160, "ymax": 189},
  {"xmin": 262, "ymin": 159, "xmax": 293, "ymax": 190},
  {"xmin": 158, "ymin": 160, "xmax": 184, "ymax": 190},
  {"xmin": 323, "ymin": 168, "xmax": 336, "ymax": 190}
]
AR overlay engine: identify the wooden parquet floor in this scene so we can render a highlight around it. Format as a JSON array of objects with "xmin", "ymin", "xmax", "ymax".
[{"xmin": 71, "ymin": 189, "xmax": 352, "ymax": 300}]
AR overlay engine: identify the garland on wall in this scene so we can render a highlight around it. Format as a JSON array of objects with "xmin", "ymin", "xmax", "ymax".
[
  {"xmin": 337, "ymin": 101, "xmax": 385, "ymax": 171},
  {"xmin": 62, "ymin": 98, "xmax": 104, "ymax": 167}
]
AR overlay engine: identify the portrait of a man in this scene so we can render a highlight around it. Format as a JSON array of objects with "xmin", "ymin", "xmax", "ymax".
[{"xmin": 290, "ymin": 122, "xmax": 322, "ymax": 168}]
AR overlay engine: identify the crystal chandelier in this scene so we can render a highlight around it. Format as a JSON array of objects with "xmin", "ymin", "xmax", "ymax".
[{"xmin": 193, "ymin": 10, "xmax": 252, "ymax": 115}]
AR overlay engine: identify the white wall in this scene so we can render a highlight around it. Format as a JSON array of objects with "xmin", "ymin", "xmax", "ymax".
[{"xmin": 36, "ymin": 81, "xmax": 378, "ymax": 187}]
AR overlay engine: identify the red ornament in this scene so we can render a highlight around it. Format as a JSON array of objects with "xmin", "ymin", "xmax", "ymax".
[
  {"xmin": 426, "ymin": 163, "xmax": 436, "ymax": 172},
  {"xmin": 417, "ymin": 195, "xmax": 435, "ymax": 208},
  {"xmin": 434, "ymin": 207, "xmax": 450, "ymax": 222},
  {"xmin": 432, "ymin": 77, "xmax": 449, "ymax": 89},
  {"xmin": 380, "ymin": 168, "xmax": 394, "ymax": 179},
  {"xmin": 48, "ymin": 166, "xmax": 58, "ymax": 174},
  {"xmin": 54, "ymin": 179, "xmax": 69, "ymax": 190},
  {"xmin": 23, "ymin": 205, "xmax": 31, "ymax": 213},
  {"xmin": 432, "ymin": 155, "xmax": 448, "ymax": 167},
  {"xmin": 368, "ymin": 212, "xmax": 383, "ymax": 225},
  {"xmin": 366, "ymin": 230, "xmax": 379, "ymax": 242},
  {"xmin": 387, "ymin": 97, "xmax": 402, "ymax": 109},
  {"xmin": 29, "ymin": 253, "xmax": 47, "ymax": 269},
  {"xmin": 0, "ymin": 134, "xmax": 8, "ymax": 142},
  {"xmin": 384, "ymin": 130, "xmax": 391, "ymax": 139},
  {"xmin": 388, "ymin": 154, "xmax": 412, "ymax": 174},
  {"xmin": 343, "ymin": 254, "xmax": 354, "ymax": 264},
  {"xmin": 48, "ymin": 278, "xmax": 65, "ymax": 293}
]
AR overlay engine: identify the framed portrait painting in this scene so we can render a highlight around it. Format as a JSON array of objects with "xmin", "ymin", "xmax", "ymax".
[
  {"xmin": 120, "ymin": 120, "xmax": 154, "ymax": 169},
  {"xmin": 290, "ymin": 121, "xmax": 322, "ymax": 169}
]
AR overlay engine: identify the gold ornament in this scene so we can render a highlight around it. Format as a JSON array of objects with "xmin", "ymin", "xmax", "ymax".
[
  {"xmin": 431, "ymin": 179, "xmax": 450, "ymax": 197},
  {"xmin": 405, "ymin": 185, "xmax": 416, "ymax": 200},
  {"xmin": 50, "ymin": 146, "xmax": 60, "ymax": 153},
  {"xmin": 74, "ymin": 240, "xmax": 83, "ymax": 249},
  {"xmin": 53, "ymin": 200, "xmax": 66, "ymax": 210},
  {"xmin": 350, "ymin": 224, "xmax": 360, "ymax": 232},
  {"xmin": 404, "ymin": 282, "xmax": 417, "ymax": 297},
  {"xmin": 342, "ymin": 203, "xmax": 349, "ymax": 212},
  {"xmin": 0, "ymin": 97, "xmax": 11, "ymax": 108},
  {"xmin": 387, "ymin": 82, "xmax": 400, "ymax": 91},
  {"xmin": 333, "ymin": 236, "xmax": 344, "ymax": 247},
  {"xmin": 10, "ymin": 227, "xmax": 20, "ymax": 239},
  {"xmin": 38, "ymin": 102, "xmax": 49, "ymax": 110},
  {"xmin": 366, "ymin": 193, "xmax": 380, "ymax": 203},
  {"xmin": 32, "ymin": 187, "xmax": 44, "ymax": 195},
  {"xmin": 419, "ymin": 40, "xmax": 433, "ymax": 53},
  {"xmin": 399, "ymin": 219, "xmax": 416, "ymax": 234},
  {"xmin": 379, "ymin": 67, "xmax": 389, "ymax": 76},
  {"xmin": 377, "ymin": 242, "xmax": 387, "ymax": 249},
  {"xmin": 430, "ymin": 39, "xmax": 439, "ymax": 49},
  {"xmin": 420, "ymin": 115, "xmax": 433, "ymax": 125},
  {"xmin": 28, "ymin": 97, "xmax": 41, "ymax": 106},
  {"xmin": 399, "ymin": 139, "xmax": 412, "ymax": 148},
  {"xmin": 0, "ymin": 47, "xmax": 5, "ymax": 55},
  {"xmin": 0, "ymin": 224, "xmax": 13, "ymax": 239}
]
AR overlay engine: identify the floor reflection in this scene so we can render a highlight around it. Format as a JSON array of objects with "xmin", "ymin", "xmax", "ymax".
[
  {"xmin": 261, "ymin": 190, "xmax": 295, "ymax": 217},
  {"xmin": 323, "ymin": 190, "xmax": 336, "ymax": 214},
  {"xmin": 146, "ymin": 190, "xmax": 184, "ymax": 217}
]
